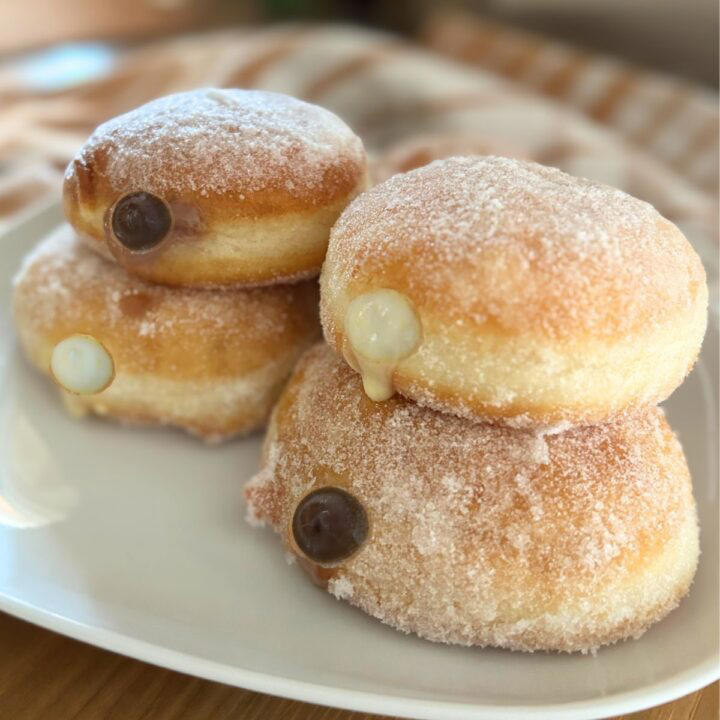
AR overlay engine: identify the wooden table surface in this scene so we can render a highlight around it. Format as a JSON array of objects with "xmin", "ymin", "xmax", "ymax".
[{"xmin": 0, "ymin": 612, "xmax": 716, "ymax": 720}]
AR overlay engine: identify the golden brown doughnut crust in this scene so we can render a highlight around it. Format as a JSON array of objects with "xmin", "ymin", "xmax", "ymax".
[
  {"xmin": 246, "ymin": 344, "xmax": 699, "ymax": 653},
  {"xmin": 321, "ymin": 156, "xmax": 707, "ymax": 426},
  {"xmin": 13, "ymin": 226, "xmax": 321, "ymax": 440},
  {"xmin": 63, "ymin": 89, "xmax": 368, "ymax": 287}
]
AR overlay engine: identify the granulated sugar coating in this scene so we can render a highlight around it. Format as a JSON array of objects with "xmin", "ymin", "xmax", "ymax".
[
  {"xmin": 70, "ymin": 88, "xmax": 365, "ymax": 202},
  {"xmin": 62, "ymin": 88, "xmax": 369, "ymax": 288},
  {"xmin": 246, "ymin": 345, "xmax": 699, "ymax": 653},
  {"xmin": 13, "ymin": 226, "xmax": 318, "ymax": 363},
  {"xmin": 322, "ymin": 156, "xmax": 704, "ymax": 339},
  {"xmin": 12, "ymin": 226, "xmax": 320, "ymax": 440},
  {"xmin": 320, "ymin": 156, "xmax": 707, "ymax": 427}
]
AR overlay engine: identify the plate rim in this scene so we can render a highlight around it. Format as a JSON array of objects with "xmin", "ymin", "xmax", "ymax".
[
  {"xmin": 1, "ymin": 202, "xmax": 718, "ymax": 720},
  {"xmin": 1, "ymin": 592, "xmax": 718, "ymax": 720}
]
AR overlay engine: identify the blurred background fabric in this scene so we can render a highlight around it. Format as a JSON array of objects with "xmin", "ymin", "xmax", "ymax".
[
  {"xmin": 0, "ymin": 0, "xmax": 717, "ymax": 263},
  {"xmin": 423, "ymin": 11, "xmax": 719, "ymax": 194}
]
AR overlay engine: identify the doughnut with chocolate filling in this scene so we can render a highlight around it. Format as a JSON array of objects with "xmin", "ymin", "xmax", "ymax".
[
  {"xmin": 63, "ymin": 88, "xmax": 368, "ymax": 288},
  {"xmin": 246, "ymin": 344, "xmax": 699, "ymax": 653}
]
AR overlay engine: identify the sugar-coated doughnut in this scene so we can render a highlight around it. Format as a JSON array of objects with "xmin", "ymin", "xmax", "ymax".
[
  {"xmin": 13, "ymin": 226, "xmax": 321, "ymax": 441},
  {"xmin": 246, "ymin": 344, "xmax": 699, "ymax": 653},
  {"xmin": 320, "ymin": 156, "xmax": 707, "ymax": 427},
  {"xmin": 63, "ymin": 88, "xmax": 368, "ymax": 288}
]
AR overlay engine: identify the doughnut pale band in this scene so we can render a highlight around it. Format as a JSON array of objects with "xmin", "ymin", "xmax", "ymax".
[
  {"xmin": 246, "ymin": 344, "xmax": 699, "ymax": 653},
  {"xmin": 70, "ymin": 197, "xmax": 365, "ymax": 288},
  {"xmin": 327, "ymin": 288, "xmax": 707, "ymax": 427},
  {"xmin": 56, "ymin": 358, "xmax": 298, "ymax": 442}
]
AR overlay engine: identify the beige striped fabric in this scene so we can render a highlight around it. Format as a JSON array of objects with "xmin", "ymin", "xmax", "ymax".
[
  {"xmin": 422, "ymin": 12, "xmax": 719, "ymax": 195},
  {"xmin": 0, "ymin": 24, "xmax": 715, "ymax": 264}
]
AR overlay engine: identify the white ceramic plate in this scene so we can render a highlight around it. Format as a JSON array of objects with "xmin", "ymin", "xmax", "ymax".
[{"xmin": 0, "ymin": 204, "xmax": 718, "ymax": 720}]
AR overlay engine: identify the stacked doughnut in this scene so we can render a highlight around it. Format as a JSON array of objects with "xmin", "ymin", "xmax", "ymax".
[
  {"xmin": 246, "ymin": 156, "xmax": 708, "ymax": 652},
  {"xmin": 13, "ymin": 89, "xmax": 368, "ymax": 441}
]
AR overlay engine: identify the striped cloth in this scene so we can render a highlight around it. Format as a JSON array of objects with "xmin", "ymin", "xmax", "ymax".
[
  {"xmin": 422, "ymin": 12, "xmax": 718, "ymax": 195},
  {"xmin": 0, "ymin": 22, "xmax": 715, "ymax": 267}
]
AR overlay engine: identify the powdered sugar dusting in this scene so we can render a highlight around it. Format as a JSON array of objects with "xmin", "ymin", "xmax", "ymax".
[
  {"xmin": 69, "ymin": 88, "xmax": 365, "ymax": 200},
  {"xmin": 245, "ymin": 345, "xmax": 697, "ymax": 652}
]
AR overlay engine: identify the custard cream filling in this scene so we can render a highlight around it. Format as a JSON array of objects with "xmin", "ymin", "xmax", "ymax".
[
  {"xmin": 50, "ymin": 334, "xmax": 115, "ymax": 395},
  {"xmin": 344, "ymin": 289, "xmax": 421, "ymax": 401}
]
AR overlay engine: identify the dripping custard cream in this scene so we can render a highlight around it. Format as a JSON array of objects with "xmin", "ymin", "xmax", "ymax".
[{"xmin": 343, "ymin": 289, "xmax": 421, "ymax": 401}]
